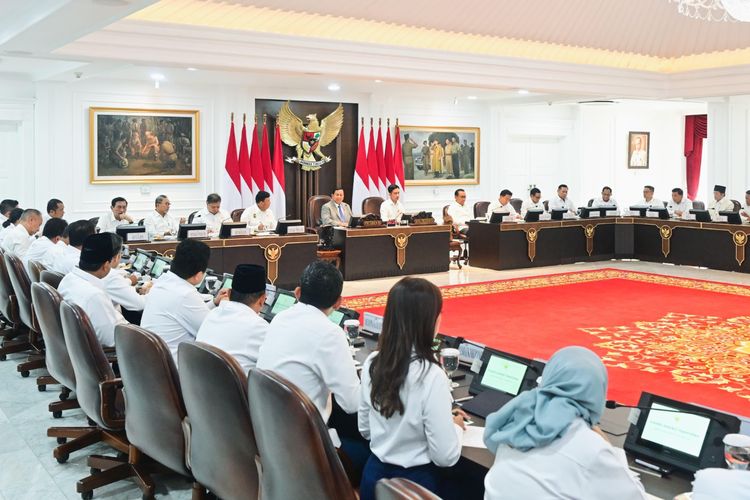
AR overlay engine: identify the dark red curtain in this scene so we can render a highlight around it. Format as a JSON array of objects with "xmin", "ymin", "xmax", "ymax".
[{"xmin": 685, "ymin": 114, "xmax": 707, "ymax": 201}]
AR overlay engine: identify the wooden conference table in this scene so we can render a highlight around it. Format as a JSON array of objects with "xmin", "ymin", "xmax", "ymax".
[
  {"xmin": 332, "ymin": 224, "xmax": 451, "ymax": 281},
  {"xmin": 469, "ymin": 216, "xmax": 750, "ymax": 273},
  {"xmin": 133, "ymin": 233, "xmax": 318, "ymax": 291}
]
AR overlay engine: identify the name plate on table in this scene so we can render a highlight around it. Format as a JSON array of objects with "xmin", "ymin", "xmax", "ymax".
[
  {"xmin": 562, "ymin": 212, "xmax": 577, "ymax": 220},
  {"xmin": 285, "ymin": 225, "xmax": 305, "ymax": 234},
  {"xmin": 683, "ymin": 214, "xmax": 697, "ymax": 221},
  {"xmin": 628, "ymin": 210, "xmax": 643, "ymax": 217},
  {"xmin": 363, "ymin": 312, "xmax": 383, "ymax": 336},
  {"xmin": 587, "ymin": 212, "xmax": 600, "ymax": 218},
  {"xmin": 539, "ymin": 213, "xmax": 552, "ymax": 221},
  {"xmin": 187, "ymin": 229, "xmax": 208, "ymax": 239},
  {"xmin": 231, "ymin": 227, "xmax": 250, "ymax": 237},
  {"xmin": 646, "ymin": 211, "xmax": 661, "ymax": 218},
  {"xmin": 126, "ymin": 232, "xmax": 148, "ymax": 242},
  {"xmin": 606, "ymin": 210, "xmax": 620, "ymax": 217},
  {"xmin": 715, "ymin": 215, "xmax": 728, "ymax": 223},
  {"xmin": 412, "ymin": 217, "xmax": 436, "ymax": 225}
]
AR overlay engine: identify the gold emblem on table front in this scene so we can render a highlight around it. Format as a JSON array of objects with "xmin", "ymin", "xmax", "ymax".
[
  {"xmin": 261, "ymin": 243, "xmax": 284, "ymax": 284},
  {"xmin": 659, "ymin": 225, "xmax": 672, "ymax": 257},
  {"xmin": 734, "ymin": 231, "xmax": 747, "ymax": 266},
  {"xmin": 525, "ymin": 228, "xmax": 538, "ymax": 262},
  {"xmin": 391, "ymin": 233, "xmax": 411, "ymax": 270},
  {"xmin": 584, "ymin": 224, "xmax": 595, "ymax": 256},
  {"xmin": 264, "ymin": 243, "xmax": 281, "ymax": 263}
]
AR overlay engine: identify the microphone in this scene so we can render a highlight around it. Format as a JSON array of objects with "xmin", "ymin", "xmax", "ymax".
[{"xmin": 605, "ymin": 400, "xmax": 727, "ymax": 428}]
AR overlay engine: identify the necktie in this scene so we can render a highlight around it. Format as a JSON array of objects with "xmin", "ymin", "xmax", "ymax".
[{"xmin": 338, "ymin": 204, "xmax": 345, "ymax": 220}]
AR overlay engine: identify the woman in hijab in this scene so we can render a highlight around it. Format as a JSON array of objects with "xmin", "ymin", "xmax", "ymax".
[{"xmin": 483, "ymin": 346, "xmax": 647, "ymax": 500}]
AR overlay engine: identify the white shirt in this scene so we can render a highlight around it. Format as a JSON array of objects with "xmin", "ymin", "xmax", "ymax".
[
  {"xmin": 487, "ymin": 200, "xmax": 518, "ymax": 219},
  {"xmin": 96, "ymin": 211, "xmax": 131, "ymax": 234},
  {"xmin": 484, "ymin": 418, "xmax": 647, "ymax": 500},
  {"xmin": 240, "ymin": 205, "xmax": 277, "ymax": 231},
  {"xmin": 1, "ymin": 224, "xmax": 34, "ymax": 257},
  {"xmin": 50, "ymin": 245, "xmax": 81, "ymax": 275},
  {"xmin": 23, "ymin": 236, "xmax": 56, "ymax": 273},
  {"xmin": 257, "ymin": 302, "xmax": 360, "ymax": 421},
  {"xmin": 666, "ymin": 198, "xmax": 693, "ymax": 218},
  {"xmin": 591, "ymin": 197, "xmax": 620, "ymax": 211},
  {"xmin": 638, "ymin": 198, "xmax": 664, "ymax": 209},
  {"xmin": 548, "ymin": 196, "xmax": 576, "ymax": 213},
  {"xmin": 520, "ymin": 199, "xmax": 545, "ymax": 217},
  {"xmin": 0, "ymin": 224, "xmax": 12, "ymax": 245},
  {"xmin": 0, "ymin": 213, "xmax": 6, "ymax": 226},
  {"xmin": 707, "ymin": 196, "xmax": 735, "ymax": 220},
  {"xmin": 196, "ymin": 300, "xmax": 269, "ymax": 375},
  {"xmin": 58, "ymin": 267, "xmax": 128, "ymax": 347},
  {"xmin": 102, "ymin": 268, "xmax": 145, "ymax": 312},
  {"xmin": 690, "ymin": 468, "xmax": 750, "ymax": 500},
  {"xmin": 144, "ymin": 210, "xmax": 180, "ymax": 238},
  {"xmin": 192, "ymin": 207, "xmax": 230, "ymax": 235},
  {"xmin": 358, "ymin": 352, "xmax": 462, "ymax": 468},
  {"xmin": 740, "ymin": 204, "xmax": 750, "ymax": 222},
  {"xmin": 380, "ymin": 199, "xmax": 405, "ymax": 222},
  {"xmin": 141, "ymin": 271, "xmax": 216, "ymax": 363},
  {"xmin": 447, "ymin": 201, "xmax": 472, "ymax": 228},
  {"xmin": 630, "ymin": 150, "xmax": 647, "ymax": 167}
]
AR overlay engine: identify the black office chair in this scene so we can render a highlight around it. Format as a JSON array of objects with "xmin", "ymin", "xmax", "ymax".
[{"xmin": 187, "ymin": 211, "xmax": 198, "ymax": 224}]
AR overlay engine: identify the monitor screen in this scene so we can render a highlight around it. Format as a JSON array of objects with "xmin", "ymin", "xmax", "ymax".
[
  {"xmin": 328, "ymin": 309, "xmax": 344, "ymax": 325},
  {"xmin": 150, "ymin": 258, "xmax": 168, "ymax": 278},
  {"xmin": 222, "ymin": 277, "xmax": 233, "ymax": 290},
  {"xmin": 271, "ymin": 293, "xmax": 296, "ymax": 315},
  {"xmin": 265, "ymin": 284, "xmax": 276, "ymax": 305},
  {"xmin": 480, "ymin": 354, "xmax": 528, "ymax": 395},
  {"xmin": 640, "ymin": 402, "xmax": 711, "ymax": 458},
  {"xmin": 132, "ymin": 252, "xmax": 148, "ymax": 273}
]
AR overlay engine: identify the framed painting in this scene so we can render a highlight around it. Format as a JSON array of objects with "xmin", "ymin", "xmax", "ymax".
[
  {"xmin": 399, "ymin": 126, "xmax": 480, "ymax": 185},
  {"xmin": 89, "ymin": 107, "xmax": 200, "ymax": 184},
  {"xmin": 628, "ymin": 131, "xmax": 650, "ymax": 169}
]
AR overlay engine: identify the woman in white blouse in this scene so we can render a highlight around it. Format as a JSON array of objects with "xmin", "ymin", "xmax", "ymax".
[
  {"xmin": 483, "ymin": 346, "xmax": 648, "ymax": 500},
  {"xmin": 358, "ymin": 277, "xmax": 465, "ymax": 500}
]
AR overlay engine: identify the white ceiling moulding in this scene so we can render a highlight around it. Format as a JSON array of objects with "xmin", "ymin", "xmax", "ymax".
[{"xmin": 670, "ymin": 0, "xmax": 750, "ymax": 22}]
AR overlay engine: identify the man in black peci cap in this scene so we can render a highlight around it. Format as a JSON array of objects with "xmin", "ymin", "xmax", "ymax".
[
  {"xmin": 57, "ymin": 233, "xmax": 129, "ymax": 346},
  {"xmin": 708, "ymin": 184, "xmax": 734, "ymax": 221},
  {"xmin": 195, "ymin": 264, "xmax": 269, "ymax": 374}
]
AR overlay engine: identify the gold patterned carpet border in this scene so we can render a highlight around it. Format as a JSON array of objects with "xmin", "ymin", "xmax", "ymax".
[{"xmin": 343, "ymin": 268, "xmax": 750, "ymax": 310}]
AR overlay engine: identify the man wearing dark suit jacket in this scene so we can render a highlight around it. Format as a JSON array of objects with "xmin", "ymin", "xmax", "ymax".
[{"xmin": 320, "ymin": 187, "xmax": 353, "ymax": 227}]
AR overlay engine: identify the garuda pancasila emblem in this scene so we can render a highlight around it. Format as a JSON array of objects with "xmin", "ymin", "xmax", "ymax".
[{"xmin": 278, "ymin": 101, "xmax": 344, "ymax": 171}]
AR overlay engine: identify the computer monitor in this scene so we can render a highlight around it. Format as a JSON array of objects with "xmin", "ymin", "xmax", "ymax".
[
  {"xmin": 177, "ymin": 223, "xmax": 207, "ymax": 240},
  {"xmin": 196, "ymin": 270, "xmax": 222, "ymax": 293},
  {"xmin": 469, "ymin": 348, "xmax": 544, "ymax": 396},
  {"xmin": 629, "ymin": 206, "xmax": 649, "ymax": 217},
  {"xmin": 115, "ymin": 224, "xmax": 148, "ymax": 243},
  {"xmin": 623, "ymin": 392, "xmax": 741, "ymax": 473},
  {"xmin": 489, "ymin": 212, "xmax": 513, "ymax": 224},
  {"xmin": 276, "ymin": 219, "xmax": 304, "ymax": 235},
  {"xmin": 269, "ymin": 289, "xmax": 297, "ymax": 318},
  {"xmin": 149, "ymin": 256, "xmax": 171, "ymax": 278},
  {"xmin": 264, "ymin": 284, "xmax": 276, "ymax": 305},
  {"xmin": 328, "ymin": 306, "xmax": 359, "ymax": 327},
  {"xmin": 718, "ymin": 211, "xmax": 742, "ymax": 224},
  {"xmin": 348, "ymin": 216, "xmax": 361, "ymax": 228},
  {"xmin": 689, "ymin": 209, "xmax": 712, "ymax": 223},
  {"xmin": 524, "ymin": 209, "xmax": 543, "ymax": 222},
  {"xmin": 219, "ymin": 273, "xmax": 233, "ymax": 291},
  {"xmin": 130, "ymin": 250, "xmax": 152, "ymax": 274},
  {"xmin": 219, "ymin": 221, "xmax": 249, "ymax": 239},
  {"xmin": 550, "ymin": 209, "xmax": 568, "ymax": 221},
  {"xmin": 648, "ymin": 208, "xmax": 670, "ymax": 220}
]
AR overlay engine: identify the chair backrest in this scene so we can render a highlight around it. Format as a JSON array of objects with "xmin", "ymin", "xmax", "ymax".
[
  {"xmin": 178, "ymin": 342, "xmax": 259, "ymax": 499},
  {"xmin": 442, "ymin": 205, "xmax": 450, "ymax": 218},
  {"xmin": 0, "ymin": 248, "xmax": 20, "ymax": 326},
  {"xmin": 473, "ymin": 201, "xmax": 490, "ymax": 218},
  {"xmin": 115, "ymin": 324, "xmax": 190, "ymax": 477},
  {"xmin": 4, "ymin": 252, "xmax": 35, "ymax": 331},
  {"xmin": 31, "ymin": 282, "xmax": 76, "ymax": 390},
  {"xmin": 375, "ymin": 478, "xmax": 442, "ymax": 500},
  {"xmin": 27, "ymin": 260, "xmax": 46, "ymax": 284},
  {"xmin": 307, "ymin": 195, "xmax": 331, "ymax": 229},
  {"xmin": 543, "ymin": 200, "xmax": 549, "ymax": 211},
  {"xmin": 60, "ymin": 301, "xmax": 120, "ymax": 430},
  {"xmin": 248, "ymin": 369, "xmax": 355, "ymax": 500},
  {"xmin": 693, "ymin": 200, "xmax": 705, "ymax": 210},
  {"xmin": 231, "ymin": 208, "xmax": 244, "ymax": 222},
  {"xmin": 663, "ymin": 201, "xmax": 668, "ymax": 208},
  {"xmin": 138, "ymin": 218, "xmax": 144, "ymax": 226},
  {"xmin": 587, "ymin": 198, "xmax": 594, "ymax": 207},
  {"xmin": 731, "ymin": 199, "xmax": 741, "ymax": 212},
  {"xmin": 40, "ymin": 269, "xmax": 64, "ymax": 289},
  {"xmin": 362, "ymin": 196, "xmax": 384, "ymax": 216},
  {"xmin": 187, "ymin": 210, "xmax": 198, "ymax": 224},
  {"xmin": 509, "ymin": 198, "xmax": 523, "ymax": 213}
]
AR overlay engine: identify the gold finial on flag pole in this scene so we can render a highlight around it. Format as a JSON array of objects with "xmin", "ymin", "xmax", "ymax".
[
  {"xmin": 370, "ymin": 117, "xmax": 373, "ymax": 127},
  {"xmin": 263, "ymin": 113, "xmax": 267, "ymax": 123},
  {"xmin": 243, "ymin": 113, "xmax": 246, "ymax": 124}
]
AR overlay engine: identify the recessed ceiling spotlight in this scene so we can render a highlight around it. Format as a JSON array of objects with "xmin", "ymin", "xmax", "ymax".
[
  {"xmin": 374, "ymin": 79, "xmax": 383, "ymax": 83},
  {"xmin": 467, "ymin": 95, "xmax": 477, "ymax": 100},
  {"xmin": 186, "ymin": 67, "xmax": 198, "ymax": 71},
  {"xmin": 517, "ymin": 89, "xmax": 530, "ymax": 95},
  {"xmin": 328, "ymin": 83, "xmax": 341, "ymax": 91}
]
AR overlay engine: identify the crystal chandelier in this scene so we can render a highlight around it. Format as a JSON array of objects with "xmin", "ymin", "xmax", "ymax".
[{"xmin": 669, "ymin": 0, "xmax": 750, "ymax": 21}]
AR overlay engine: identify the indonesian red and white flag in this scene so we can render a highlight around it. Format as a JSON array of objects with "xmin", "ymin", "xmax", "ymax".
[
  {"xmin": 249, "ymin": 120, "xmax": 264, "ymax": 197},
  {"xmin": 260, "ymin": 120, "xmax": 274, "ymax": 194},
  {"xmin": 222, "ymin": 118, "xmax": 242, "ymax": 211},
  {"xmin": 393, "ymin": 124, "xmax": 406, "ymax": 199},
  {"xmin": 271, "ymin": 122, "xmax": 287, "ymax": 219},
  {"xmin": 384, "ymin": 122, "xmax": 396, "ymax": 188},
  {"xmin": 376, "ymin": 124, "xmax": 388, "ymax": 198},
  {"xmin": 237, "ymin": 118, "xmax": 253, "ymax": 206},
  {"xmin": 367, "ymin": 125, "xmax": 380, "ymax": 197},
  {"xmin": 352, "ymin": 123, "xmax": 370, "ymax": 216}
]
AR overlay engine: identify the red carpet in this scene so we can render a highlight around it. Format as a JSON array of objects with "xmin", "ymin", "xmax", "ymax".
[{"xmin": 344, "ymin": 269, "xmax": 750, "ymax": 417}]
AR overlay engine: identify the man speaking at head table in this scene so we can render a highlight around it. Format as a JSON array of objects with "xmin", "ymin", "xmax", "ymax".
[
  {"xmin": 96, "ymin": 197, "xmax": 133, "ymax": 234},
  {"xmin": 520, "ymin": 188, "xmax": 545, "ymax": 217},
  {"xmin": 192, "ymin": 193, "xmax": 230, "ymax": 235},
  {"xmin": 666, "ymin": 188, "xmax": 693, "ymax": 219},
  {"xmin": 707, "ymin": 184, "xmax": 734, "ymax": 221},
  {"xmin": 639, "ymin": 185, "xmax": 663, "ymax": 208},
  {"xmin": 144, "ymin": 194, "xmax": 183, "ymax": 238},
  {"xmin": 380, "ymin": 184, "xmax": 405, "ymax": 223},
  {"xmin": 321, "ymin": 187, "xmax": 352, "ymax": 227},
  {"xmin": 240, "ymin": 190, "xmax": 277, "ymax": 232},
  {"xmin": 487, "ymin": 189, "xmax": 519, "ymax": 220},
  {"xmin": 548, "ymin": 184, "xmax": 576, "ymax": 214}
]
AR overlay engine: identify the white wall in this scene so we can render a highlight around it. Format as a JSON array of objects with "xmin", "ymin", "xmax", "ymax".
[{"xmin": 708, "ymin": 96, "xmax": 750, "ymax": 205}]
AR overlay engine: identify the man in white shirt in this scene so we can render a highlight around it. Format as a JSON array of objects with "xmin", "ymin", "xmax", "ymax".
[
  {"xmin": 446, "ymin": 188, "xmax": 471, "ymax": 234},
  {"xmin": 50, "ymin": 220, "xmax": 95, "ymax": 275},
  {"xmin": 380, "ymin": 184, "xmax": 405, "ymax": 223},
  {"xmin": 320, "ymin": 187, "xmax": 353, "ymax": 227},
  {"xmin": 666, "ymin": 187, "xmax": 693, "ymax": 219},
  {"xmin": 144, "ymin": 194, "xmax": 182, "ymax": 239},
  {"xmin": 740, "ymin": 189, "xmax": 750, "ymax": 223},
  {"xmin": 548, "ymin": 184, "xmax": 576, "ymax": 213},
  {"xmin": 1, "ymin": 209, "xmax": 42, "ymax": 258},
  {"xmin": 257, "ymin": 260, "xmax": 360, "ymax": 438},
  {"xmin": 196, "ymin": 264, "xmax": 269, "ymax": 375},
  {"xmin": 96, "ymin": 197, "xmax": 133, "ymax": 234},
  {"xmin": 487, "ymin": 189, "xmax": 519, "ymax": 220},
  {"xmin": 0, "ymin": 199, "xmax": 19, "ymax": 227},
  {"xmin": 42, "ymin": 198, "xmax": 65, "ymax": 230},
  {"xmin": 192, "ymin": 193, "xmax": 230, "ymax": 235},
  {"xmin": 23, "ymin": 218, "xmax": 67, "ymax": 273},
  {"xmin": 102, "ymin": 233, "xmax": 150, "ymax": 323},
  {"xmin": 520, "ymin": 188, "xmax": 545, "ymax": 218},
  {"xmin": 638, "ymin": 185, "xmax": 663, "ymax": 208},
  {"xmin": 707, "ymin": 184, "xmax": 735, "ymax": 221},
  {"xmin": 240, "ymin": 191, "xmax": 277, "ymax": 232},
  {"xmin": 141, "ymin": 238, "xmax": 228, "ymax": 363},
  {"xmin": 58, "ymin": 233, "xmax": 129, "ymax": 347},
  {"xmin": 591, "ymin": 186, "xmax": 620, "ymax": 212}
]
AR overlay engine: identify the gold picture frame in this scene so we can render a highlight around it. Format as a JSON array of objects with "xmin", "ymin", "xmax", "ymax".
[
  {"xmin": 398, "ymin": 125, "xmax": 480, "ymax": 186},
  {"xmin": 627, "ymin": 131, "xmax": 650, "ymax": 169},
  {"xmin": 89, "ymin": 107, "xmax": 200, "ymax": 184}
]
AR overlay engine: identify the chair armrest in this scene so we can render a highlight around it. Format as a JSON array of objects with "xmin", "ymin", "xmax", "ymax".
[{"xmin": 99, "ymin": 378, "xmax": 125, "ymax": 428}]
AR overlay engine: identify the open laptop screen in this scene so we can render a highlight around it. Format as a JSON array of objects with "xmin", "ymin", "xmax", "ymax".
[{"xmin": 479, "ymin": 354, "xmax": 528, "ymax": 396}]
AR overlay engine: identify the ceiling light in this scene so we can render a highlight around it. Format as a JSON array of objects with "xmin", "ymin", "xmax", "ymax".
[
  {"xmin": 186, "ymin": 67, "xmax": 198, "ymax": 71},
  {"xmin": 374, "ymin": 79, "xmax": 383, "ymax": 83},
  {"xmin": 327, "ymin": 83, "xmax": 340, "ymax": 91},
  {"xmin": 669, "ymin": 0, "xmax": 734, "ymax": 22},
  {"xmin": 467, "ymin": 95, "xmax": 477, "ymax": 100},
  {"xmin": 517, "ymin": 89, "xmax": 530, "ymax": 95}
]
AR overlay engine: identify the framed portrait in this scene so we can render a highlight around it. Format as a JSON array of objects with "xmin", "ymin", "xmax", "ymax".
[
  {"xmin": 628, "ymin": 131, "xmax": 650, "ymax": 169},
  {"xmin": 89, "ymin": 107, "xmax": 200, "ymax": 184},
  {"xmin": 399, "ymin": 126, "xmax": 480, "ymax": 185}
]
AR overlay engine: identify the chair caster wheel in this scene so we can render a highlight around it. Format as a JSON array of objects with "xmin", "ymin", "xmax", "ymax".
[
  {"xmin": 81, "ymin": 491, "xmax": 93, "ymax": 500},
  {"xmin": 57, "ymin": 437, "xmax": 67, "ymax": 444},
  {"xmin": 0, "ymin": 354, "xmax": 6, "ymax": 361},
  {"xmin": 59, "ymin": 392, "xmax": 69, "ymax": 401},
  {"xmin": 52, "ymin": 411, "xmax": 62, "ymax": 419},
  {"xmin": 38, "ymin": 385, "xmax": 46, "ymax": 392},
  {"xmin": 90, "ymin": 467, "xmax": 100, "ymax": 475},
  {"xmin": 20, "ymin": 370, "xmax": 29, "ymax": 378},
  {"xmin": 56, "ymin": 452, "xmax": 69, "ymax": 464}
]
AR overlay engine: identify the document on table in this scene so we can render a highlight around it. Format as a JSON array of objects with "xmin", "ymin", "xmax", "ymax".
[{"xmin": 462, "ymin": 425, "xmax": 487, "ymax": 449}]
